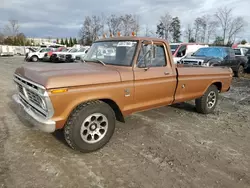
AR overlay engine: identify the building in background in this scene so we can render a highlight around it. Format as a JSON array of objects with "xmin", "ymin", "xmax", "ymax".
[{"xmin": 26, "ymin": 37, "xmax": 67, "ymax": 46}]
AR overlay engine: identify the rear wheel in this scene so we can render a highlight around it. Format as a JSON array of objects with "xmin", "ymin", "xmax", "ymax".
[
  {"xmin": 64, "ymin": 101, "xmax": 116, "ymax": 153},
  {"xmin": 195, "ymin": 85, "xmax": 219, "ymax": 114},
  {"xmin": 235, "ymin": 65, "xmax": 244, "ymax": 78}
]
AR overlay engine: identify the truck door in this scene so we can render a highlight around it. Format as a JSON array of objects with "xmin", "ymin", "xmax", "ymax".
[
  {"xmin": 133, "ymin": 41, "xmax": 177, "ymax": 111},
  {"xmin": 224, "ymin": 48, "xmax": 238, "ymax": 69}
]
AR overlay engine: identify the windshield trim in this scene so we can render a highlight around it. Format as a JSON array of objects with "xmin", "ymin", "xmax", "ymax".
[{"xmin": 84, "ymin": 40, "xmax": 139, "ymax": 67}]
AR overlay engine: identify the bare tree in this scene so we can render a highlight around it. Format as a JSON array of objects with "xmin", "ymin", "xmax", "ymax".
[
  {"xmin": 215, "ymin": 7, "xmax": 233, "ymax": 45},
  {"xmin": 193, "ymin": 17, "xmax": 203, "ymax": 42},
  {"xmin": 106, "ymin": 14, "xmax": 122, "ymax": 36},
  {"xmin": 100, "ymin": 13, "xmax": 106, "ymax": 34},
  {"xmin": 79, "ymin": 15, "xmax": 103, "ymax": 44},
  {"xmin": 144, "ymin": 25, "xmax": 154, "ymax": 37},
  {"xmin": 215, "ymin": 6, "xmax": 245, "ymax": 45},
  {"xmin": 227, "ymin": 17, "xmax": 245, "ymax": 45},
  {"xmin": 120, "ymin": 14, "xmax": 139, "ymax": 36},
  {"xmin": 184, "ymin": 24, "xmax": 193, "ymax": 42},
  {"xmin": 0, "ymin": 32, "xmax": 4, "ymax": 44},
  {"xmin": 159, "ymin": 13, "xmax": 172, "ymax": 40},
  {"xmin": 4, "ymin": 19, "xmax": 20, "ymax": 36},
  {"xmin": 206, "ymin": 20, "xmax": 218, "ymax": 43},
  {"xmin": 200, "ymin": 15, "xmax": 208, "ymax": 43}
]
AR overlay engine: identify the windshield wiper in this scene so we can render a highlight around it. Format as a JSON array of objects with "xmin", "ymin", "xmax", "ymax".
[{"xmin": 85, "ymin": 59, "xmax": 106, "ymax": 66}]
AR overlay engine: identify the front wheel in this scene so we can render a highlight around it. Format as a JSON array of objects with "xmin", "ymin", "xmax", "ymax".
[
  {"xmin": 64, "ymin": 101, "xmax": 116, "ymax": 153},
  {"xmin": 195, "ymin": 85, "xmax": 219, "ymax": 114},
  {"xmin": 31, "ymin": 55, "xmax": 38, "ymax": 62}
]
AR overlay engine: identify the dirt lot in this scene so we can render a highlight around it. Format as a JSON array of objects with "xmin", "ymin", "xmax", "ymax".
[{"xmin": 0, "ymin": 56, "xmax": 250, "ymax": 188}]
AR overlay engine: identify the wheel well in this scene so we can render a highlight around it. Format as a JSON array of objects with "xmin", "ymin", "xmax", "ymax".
[
  {"xmin": 31, "ymin": 55, "xmax": 38, "ymax": 58},
  {"xmin": 212, "ymin": 82, "xmax": 222, "ymax": 91},
  {"xmin": 100, "ymin": 99, "xmax": 125, "ymax": 123}
]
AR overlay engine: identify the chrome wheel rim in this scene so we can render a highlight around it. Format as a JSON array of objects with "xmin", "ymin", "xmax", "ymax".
[
  {"xmin": 207, "ymin": 91, "xmax": 216, "ymax": 109},
  {"xmin": 80, "ymin": 113, "xmax": 108, "ymax": 144}
]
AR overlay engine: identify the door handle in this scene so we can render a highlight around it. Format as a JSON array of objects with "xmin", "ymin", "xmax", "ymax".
[{"xmin": 164, "ymin": 71, "xmax": 170, "ymax": 75}]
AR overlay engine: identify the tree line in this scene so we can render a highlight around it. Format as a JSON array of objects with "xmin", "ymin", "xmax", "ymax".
[
  {"xmin": 157, "ymin": 6, "xmax": 247, "ymax": 46},
  {"xmin": 57, "ymin": 38, "xmax": 78, "ymax": 47},
  {"xmin": 0, "ymin": 20, "xmax": 78, "ymax": 47},
  {"xmin": 79, "ymin": 6, "xmax": 247, "ymax": 46}
]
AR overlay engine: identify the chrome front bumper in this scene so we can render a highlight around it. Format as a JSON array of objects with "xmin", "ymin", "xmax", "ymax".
[{"xmin": 12, "ymin": 94, "xmax": 56, "ymax": 133}]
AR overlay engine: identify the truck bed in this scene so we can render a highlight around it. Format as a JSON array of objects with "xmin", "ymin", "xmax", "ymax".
[{"xmin": 173, "ymin": 66, "xmax": 232, "ymax": 103}]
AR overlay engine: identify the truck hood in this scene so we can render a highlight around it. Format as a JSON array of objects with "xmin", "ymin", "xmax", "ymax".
[
  {"xmin": 182, "ymin": 56, "xmax": 219, "ymax": 62},
  {"xmin": 14, "ymin": 62, "xmax": 121, "ymax": 89}
]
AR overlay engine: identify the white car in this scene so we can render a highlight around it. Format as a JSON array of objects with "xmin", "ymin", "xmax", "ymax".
[
  {"xmin": 67, "ymin": 47, "xmax": 90, "ymax": 62},
  {"xmin": 25, "ymin": 48, "xmax": 52, "ymax": 62},
  {"xmin": 50, "ymin": 48, "xmax": 80, "ymax": 62}
]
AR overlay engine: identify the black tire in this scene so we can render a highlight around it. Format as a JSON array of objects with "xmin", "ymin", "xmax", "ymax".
[
  {"xmin": 64, "ymin": 100, "xmax": 116, "ymax": 153},
  {"xmin": 235, "ymin": 65, "xmax": 244, "ymax": 78},
  {"xmin": 195, "ymin": 85, "xmax": 219, "ymax": 114},
  {"xmin": 31, "ymin": 55, "xmax": 38, "ymax": 62}
]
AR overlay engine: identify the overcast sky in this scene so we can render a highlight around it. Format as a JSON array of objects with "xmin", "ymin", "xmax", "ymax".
[{"xmin": 0, "ymin": 0, "xmax": 249, "ymax": 42}]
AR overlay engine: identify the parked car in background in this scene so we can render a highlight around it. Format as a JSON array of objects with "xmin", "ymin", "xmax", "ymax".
[
  {"xmin": 43, "ymin": 47, "xmax": 68, "ymax": 62},
  {"xmin": 170, "ymin": 43, "xmax": 209, "ymax": 64},
  {"xmin": 179, "ymin": 47, "xmax": 248, "ymax": 77},
  {"xmin": 233, "ymin": 47, "xmax": 249, "ymax": 56},
  {"xmin": 50, "ymin": 48, "xmax": 79, "ymax": 63},
  {"xmin": 25, "ymin": 48, "xmax": 52, "ymax": 62},
  {"xmin": 65, "ymin": 46, "xmax": 90, "ymax": 62}
]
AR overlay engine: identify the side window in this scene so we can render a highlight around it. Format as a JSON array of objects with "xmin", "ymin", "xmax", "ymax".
[
  {"xmin": 152, "ymin": 44, "xmax": 166, "ymax": 67},
  {"xmin": 176, "ymin": 45, "xmax": 187, "ymax": 57},
  {"xmin": 229, "ymin": 48, "xmax": 235, "ymax": 58},
  {"xmin": 246, "ymin": 49, "xmax": 250, "ymax": 56},
  {"xmin": 138, "ymin": 43, "xmax": 167, "ymax": 67}
]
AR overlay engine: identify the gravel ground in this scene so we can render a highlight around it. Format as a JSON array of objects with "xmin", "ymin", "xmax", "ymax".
[{"xmin": 0, "ymin": 56, "xmax": 250, "ymax": 188}]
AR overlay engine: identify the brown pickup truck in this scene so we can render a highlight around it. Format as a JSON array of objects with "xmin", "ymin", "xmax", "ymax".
[{"xmin": 12, "ymin": 37, "xmax": 233, "ymax": 153}]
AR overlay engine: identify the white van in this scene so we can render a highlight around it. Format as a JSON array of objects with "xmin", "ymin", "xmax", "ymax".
[
  {"xmin": 170, "ymin": 43, "xmax": 209, "ymax": 64},
  {"xmin": 0, "ymin": 45, "xmax": 14, "ymax": 56}
]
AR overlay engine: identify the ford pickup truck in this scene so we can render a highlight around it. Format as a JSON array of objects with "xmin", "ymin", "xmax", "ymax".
[{"xmin": 12, "ymin": 37, "xmax": 233, "ymax": 153}]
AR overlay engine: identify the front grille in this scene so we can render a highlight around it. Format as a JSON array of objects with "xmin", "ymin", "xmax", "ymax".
[
  {"xmin": 27, "ymin": 89, "xmax": 43, "ymax": 108},
  {"xmin": 14, "ymin": 75, "xmax": 47, "ymax": 117},
  {"xmin": 182, "ymin": 60, "xmax": 201, "ymax": 65},
  {"xmin": 66, "ymin": 54, "xmax": 72, "ymax": 60}
]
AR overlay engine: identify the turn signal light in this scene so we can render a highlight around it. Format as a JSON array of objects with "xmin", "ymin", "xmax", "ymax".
[
  {"xmin": 132, "ymin": 32, "xmax": 135, "ymax": 36},
  {"xmin": 51, "ymin": 88, "xmax": 68, "ymax": 94},
  {"xmin": 117, "ymin": 32, "xmax": 121, "ymax": 37}
]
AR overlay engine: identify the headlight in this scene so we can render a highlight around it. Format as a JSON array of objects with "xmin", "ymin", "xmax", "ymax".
[
  {"xmin": 203, "ymin": 62, "xmax": 210, "ymax": 67},
  {"xmin": 40, "ymin": 98, "xmax": 47, "ymax": 110}
]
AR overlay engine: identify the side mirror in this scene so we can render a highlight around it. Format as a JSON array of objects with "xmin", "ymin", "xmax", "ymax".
[
  {"xmin": 152, "ymin": 46, "xmax": 156, "ymax": 59},
  {"xmin": 224, "ymin": 55, "xmax": 229, "ymax": 60},
  {"xmin": 85, "ymin": 50, "xmax": 88, "ymax": 54}
]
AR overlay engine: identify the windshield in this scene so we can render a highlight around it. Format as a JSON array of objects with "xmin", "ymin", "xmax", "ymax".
[
  {"xmin": 170, "ymin": 44, "xmax": 180, "ymax": 54},
  {"xmin": 69, "ymin": 48, "xmax": 78, "ymax": 53},
  {"xmin": 193, "ymin": 47, "xmax": 226, "ymax": 58},
  {"xmin": 79, "ymin": 47, "xmax": 87, "ymax": 52},
  {"xmin": 61, "ymin": 48, "xmax": 68, "ymax": 52},
  {"xmin": 84, "ymin": 40, "xmax": 138, "ymax": 66}
]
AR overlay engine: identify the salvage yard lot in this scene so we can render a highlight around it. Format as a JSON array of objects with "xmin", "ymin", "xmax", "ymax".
[{"xmin": 0, "ymin": 56, "xmax": 250, "ymax": 188}]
